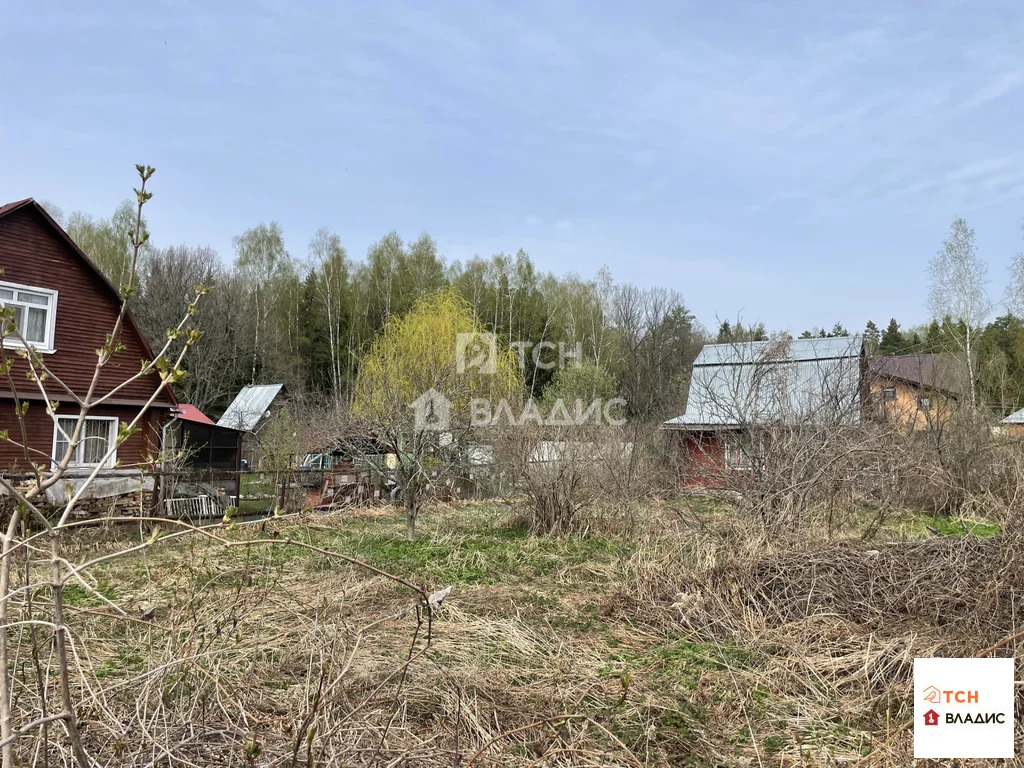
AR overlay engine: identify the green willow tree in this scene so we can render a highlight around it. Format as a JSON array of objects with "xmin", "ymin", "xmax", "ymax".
[{"xmin": 352, "ymin": 289, "xmax": 522, "ymax": 538}]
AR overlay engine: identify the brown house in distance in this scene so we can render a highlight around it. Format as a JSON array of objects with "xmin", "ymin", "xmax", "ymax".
[
  {"xmin": 866, "ymin": 354, "xmax": 966, "ymax": 431},
  {"xmin": 0, "ymin": 198, "xmax": 175, "ymax": 478}
]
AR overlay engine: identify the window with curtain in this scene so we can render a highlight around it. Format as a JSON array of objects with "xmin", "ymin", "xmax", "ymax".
[
  {"xmin": 0, "ymin": 281, "xmax": 57, "ymax": 352},
  {"xmin": 53, "ymin": 416, "xmax": 117, "ymax": 467}
]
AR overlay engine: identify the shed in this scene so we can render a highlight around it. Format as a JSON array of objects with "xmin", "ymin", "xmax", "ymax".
[
  {"xmin": 168, "ymin": 404, "xmax": 245, "ymax": 501},
  {"xmin": 1002, "ymin": 407, "xmax": 1024, "ymax": 439}
]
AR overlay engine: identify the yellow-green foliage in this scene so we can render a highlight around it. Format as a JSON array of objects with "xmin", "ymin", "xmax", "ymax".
[{"xmin": 353, "ymin": 289, "xmax": 523, "ymax": 423}]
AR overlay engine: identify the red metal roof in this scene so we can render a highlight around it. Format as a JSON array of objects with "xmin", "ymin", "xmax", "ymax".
[{"xmin": 176, "ymin": 405, "xmax": 215, "ymax": 425}]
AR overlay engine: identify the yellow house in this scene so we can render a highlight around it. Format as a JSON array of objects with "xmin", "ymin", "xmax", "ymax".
[{"xmin": 866, "ymin": 354, "xmax": 965, "ymax": 431}]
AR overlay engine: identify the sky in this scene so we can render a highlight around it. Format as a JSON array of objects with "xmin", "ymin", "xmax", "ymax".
[{"xmin": 2, "ymin": 0, "xmax": 1024, "ymax": 335}]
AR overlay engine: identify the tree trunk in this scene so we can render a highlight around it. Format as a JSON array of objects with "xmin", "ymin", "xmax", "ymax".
[{"xmin": 404, "ymin": 487, "xmax": 417, "ymax": 540}]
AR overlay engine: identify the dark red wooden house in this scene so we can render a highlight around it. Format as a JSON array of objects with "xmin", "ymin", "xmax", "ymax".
[{"xmin": 0, "ymin": 198, "xmax": 175, "ymax": 476}]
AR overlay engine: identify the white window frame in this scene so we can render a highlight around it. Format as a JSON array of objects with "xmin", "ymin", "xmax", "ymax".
[
  {"xmin": 882, "ymin": 386, "xmax": 897, "ymax": 402},
  {"xmin": 51, "ymin": 415, "xmax": 118, "ymax": 469},
  {"xmin": 0, "ymin": 280, "xmax": 58, "ymax": 354},
  {"xmin": 723, "ymin": 436, "xmax": 754, "ymax": 470}
]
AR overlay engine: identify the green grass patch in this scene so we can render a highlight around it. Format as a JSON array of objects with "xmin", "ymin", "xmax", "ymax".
[
  {"xmin": 254, "ymin": 504, "xmax": 629, "ymax": 585},
  {"xmin": 890, "ymin": 512, "xmax": 1000, "ymax": 538},
  {"xmin": 600, "ymin": 637, "xmax": 756, "ymax": 690},
  {"xmin": 318, "ymin": 523, "xmax": 625, "ymax": 585},
  {"xmin": 62, "ymin": 580, "xmax": 118, "ymax": 607}
]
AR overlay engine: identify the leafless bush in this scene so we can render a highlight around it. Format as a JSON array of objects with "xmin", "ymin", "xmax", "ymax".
[
  {"xmin": 496, "ymin": 422, "xmax": 603, "ymax": 534},
  {"xmin": 494, "ymin": 415, "xmax": 656, "ymax": 535}
]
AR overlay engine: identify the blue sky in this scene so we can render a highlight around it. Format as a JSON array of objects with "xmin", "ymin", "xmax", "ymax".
[{"xmin": 2, "ymin": 1, "xmax": 1024, "ymax": 334}]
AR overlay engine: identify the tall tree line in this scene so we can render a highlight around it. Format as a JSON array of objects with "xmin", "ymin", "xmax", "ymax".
[
  {"xmin": 55, "ymin": 201, "xmax": 703, "ymax": 422},
  {"xmin": 55, "ymin": 202, "xmax": 1024, "ymax": 420}
]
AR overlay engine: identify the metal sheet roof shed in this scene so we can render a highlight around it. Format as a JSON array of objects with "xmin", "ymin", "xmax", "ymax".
[
  {"xmin": 216, "ymin": 384, "xmax": 284, "ymax": 432},
  {"xmin": 1002, "ymin": 408, "xmax": 1024, "ymax": 425},
  {"xmin": 664, "ymin": 336, "xmax": 865, "ymax": 429}
]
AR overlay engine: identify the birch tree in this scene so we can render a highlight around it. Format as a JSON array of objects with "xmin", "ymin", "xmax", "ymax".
[
  {"xmin": 928, "ymin": 218, "xmax": 990, "ymax": 406},
  {"xmin": 233, "ymin": 222, "xmax": 291, "ymax": 383},
  {"xmin": 308, "ymin": 228, "xmax": 350, "ymax": 400}
]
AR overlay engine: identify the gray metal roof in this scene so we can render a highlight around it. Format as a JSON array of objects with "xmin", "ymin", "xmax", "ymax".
[
  {"xmin": 1002, "ymin": 408, "xmax": 1024, "ymax": 425},
  {"xmin": 216, "ymin": 384, "xmax": 284, "ymax": 432},
  {"xmin": 665, "ymin": 336, "xmax": 864, "ymax": 428}
]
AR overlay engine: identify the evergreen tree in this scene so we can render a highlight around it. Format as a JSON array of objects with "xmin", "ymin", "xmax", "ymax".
[
  {"xmin": 864, "ymin": 320, "xmax": 880, "ymax": 354},
  {"xmin": 924, "ymin": 320, "xmax": 943, "ymax": 352},
  {"xmin": 878, "ymin": 318, "xmax": 904, "ymax": 355}
]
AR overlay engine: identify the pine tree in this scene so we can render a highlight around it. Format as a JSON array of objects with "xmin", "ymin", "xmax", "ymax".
[
  {"xmin": 925, "ymin": 320, "xmax": 942, "ymax": 352},
  {"xmin": 878, "ymin": 318, "xmax": 904, "ymax": 355},
  {"xmin": 864, "ymin": 320, "xmax": 880, "ymax": 354}
]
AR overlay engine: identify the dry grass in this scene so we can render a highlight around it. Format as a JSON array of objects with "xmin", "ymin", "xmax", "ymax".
[{"xmin": 6, "ymin": 500, "xmax": 1024, "ymax": 766}]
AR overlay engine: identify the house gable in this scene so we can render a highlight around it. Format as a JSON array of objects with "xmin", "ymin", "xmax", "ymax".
[{"xmin": 0, "ymin": 199, "xmax": 172, "ymax": 406}]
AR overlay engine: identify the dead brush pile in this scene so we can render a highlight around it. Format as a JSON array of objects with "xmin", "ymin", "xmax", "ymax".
[{"xmin": 659, "ymin": 522, "xmax": 1024, "ymax": 765}]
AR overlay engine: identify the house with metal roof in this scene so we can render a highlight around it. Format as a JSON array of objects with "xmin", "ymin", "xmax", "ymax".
[
  {"xmin": 1001, "ymin": 406, "xmax": 1024, "ymax": 438},
  {"xmin": 663, "ymin": 336, "xmax": 865, "ymax": 482}
]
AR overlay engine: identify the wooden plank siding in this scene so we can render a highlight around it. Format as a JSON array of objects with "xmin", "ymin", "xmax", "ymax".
[
  {"xmin": 0, "ymin": 401, "xmax": 163, "ymax": 473},
  {"xmin": 0, "ymin": 201, "xmax": 173, "ymax": 472}
]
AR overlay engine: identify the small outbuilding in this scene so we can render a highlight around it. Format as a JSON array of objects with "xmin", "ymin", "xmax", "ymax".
[
  {"xmin": 216, "ymin": 383, "xmax": 285, "ymax": 468},
  {"xmin": 166, "ymin": 404, "xmax": 244, "ymax": 501},
  {"xmin": 1001, "ymin": 407, "xmax": 1024, "ymax": 439}
]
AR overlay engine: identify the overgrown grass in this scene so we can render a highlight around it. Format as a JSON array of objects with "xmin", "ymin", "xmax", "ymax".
[
  {"xmin": 312, "ymin": 511, "xmax": 626, "ymax": 585},
  {"xmin": 33, "ymin": 498, "xmax": 1011, "ymax": 767}
]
